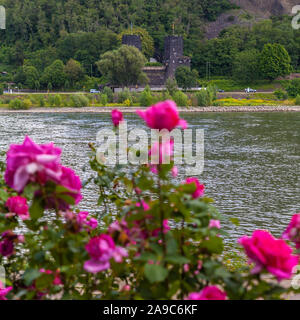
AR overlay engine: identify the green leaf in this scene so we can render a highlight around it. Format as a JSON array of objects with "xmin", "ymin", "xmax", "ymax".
[
  {"xmin": 29, "ymin": 198, "xmax": 44, "ymax": 220},
  {"xmin": 144, "ymin": 264, "xmax": 169, "ymax": 283},
  {"xmin": 23, "ymin": 269, "xmax": 41, "ymax": 286},
  {"xmin": 0, "ymin": 189, "xmax": 9, "ymax": 202},
  {"xmin": 165, "ymin": 255, "xmax": 190, "ymax": 265},
  {"xmin": 200, "ymin": 236, "xmax": 224, "ymax": 254},
  {"xmin": 35, "ymin": 274, "xmax": 53, "ymax": 291}
]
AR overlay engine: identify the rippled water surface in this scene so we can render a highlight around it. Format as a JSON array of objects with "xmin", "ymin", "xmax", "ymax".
[{"xmin": 0, "ymin": 112, "xmax": 299, "ymax": 242}]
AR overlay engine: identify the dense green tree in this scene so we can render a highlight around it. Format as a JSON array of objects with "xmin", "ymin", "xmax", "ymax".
[
  {"xmin": 96, "ymin": 45, "xmax": 148, "ymax": 87},
  {"xmin": 259, "ymin": 43, "xmax": 291, "ymax": 80},
  {"xmin": 41, "ymin": 60, "xmax": 66, "ymax": 89},
  {"xmin": 65, "ymin": 59, "xmax": 85, "ymax": 85},
  {"xmin": 285, "ymin": 79, "xmax": 300, "ymax": 98},
  {"xmin": 175, "ymin": 66, "xmax": 199, "ymax": 90},
  {"xmin": 23, "ymin": 66, "xmax": 39, "ymax": 89},
  {"xmin": 232, "ymin": 49, "xmax": 260, "ymax": 82}
]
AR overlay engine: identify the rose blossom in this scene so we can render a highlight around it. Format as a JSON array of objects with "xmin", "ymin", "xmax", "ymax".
[
  {"xmin": 239, "ymin": 230, "xmax": 299, "ymax": 281},
  {"xmin": 136, "ymin": 100, "xmax": 187, "ymax": 131},
  {"xmin": 209, "ymin": 220, "xmax": 221, "ymax": 229},
  {"xmin": 39, "ymin": 269, "xmax": 63, "ymax": 286},
  {"xmin": 56, "ymin": 166, "xmax": 82, "ymax": 207},
  {"xmin": 136, "ymin": 200, "xmax": 150, "ymax": 211},
  {"xmin": 0, "ymin": 231, "xmax": 23, "ymax": 257},
  {"xmin": 111, "ymin": 109, "xmax": 124, "ymax": 127},
  {"xmin": 149, "ymin": 139, "xmax": 175, "ymax": 174},
  {"xmin": 6, "ymin": 196, "xmax": 29, "ymax": 220},
  {"xmin": 0, "ymin": 281, "xmax": 12, "ymax": 300},
  {"xmin": 84, "ymin": 235, "xmax": 128, "ymax": 273},
  {"xmin": 187, "ymin": 286, "xmax": 227, "ymax": 300},
  {"xmin": 282, "ymin": 213, "xmax": 300, "ymax": 249},
  {"xmin": 152, "ymin": 219, "xmax": 171, "ymax": 237},
  {"xmin": 185, "ymin": 178, "xmax": 205, "ymax": 199},
  {"xmin": 5, "ymin": 136, "xmax": 62, "ymax": 192},
  {"xmin": 77, "ymin": 211, "xmax": 98, "ymax": 230}
]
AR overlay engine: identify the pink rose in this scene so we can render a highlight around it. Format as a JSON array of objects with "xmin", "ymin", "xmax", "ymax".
[
  {"xmin": 6, "ymin": 196, "xmax": 29, "ymax": 220},
  {"xmin": 187, "ymin": 286, "xmax": 227, "ymax": 300},
  {"xmin": 283, "ymin": 213, "xmax": 300, "ymax": 249},
  {"xmin": 152, "ymin": 220, "xmax": 171, "ymax": 237},
  {"xmin": 5, "ymin": 136, "xmax": 62, "ymax": 192},
  {"xmin": 149, "ymin": 140, "xmax": 174, "ymax": 174},
  {"xmin": 239, "ymin": 230, "xmax": 299, "ymax": 281},
  {"xmin": 57, "ymin": 166, "xmax": 82, "ymax": 206},
  {"xmin": 84, "ymin": 235, "xmax": 127, "ymax": 273},
  {"xmin": 0, "ymin": 281, "xmax": 12, "ymax": 300},
  {"xmin": 136, "ymin": 200, "xmax": 150, "ymax": 211},
  {"xmin": 185, "ymin": 178, "xmax": 205, "ymax": 199},
  {"xmin": 209, "ymin": 220, "xmax": 221, "ymax": 229},
  {"xmin": 63, "ymin": 211, "xmax": 97, "ymax": 233},
  {"xmin": 0, "ymin": 231, "xmax": 22, "ymax": 257},
  {"xmin": 39, "ymin": 269, "xmax": 63, "ymax": 286},
  {"xmin": 77, "ymin": 211, "xmax": 98, "ymax": 230},
  {"xmin": 111, "ymin": 109, "xmax": 124, "ymax": 127},
  {"xmin": 136, "ymin": 100, "xmax": 187, "ymax": 131}
]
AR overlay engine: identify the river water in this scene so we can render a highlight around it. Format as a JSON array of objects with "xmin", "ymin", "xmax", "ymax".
[{"xmin": 0, "ymin": 112, "xmax": 299, "ymax": 243}]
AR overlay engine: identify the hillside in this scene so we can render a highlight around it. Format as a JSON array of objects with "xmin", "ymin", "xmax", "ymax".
[
  {"xmin": 206, "ymin": 0, "xmax": 299, "ymax": 38},
  {"xmin": 0, "ymin": 0, "xmax": 298, "ymax": 88}
]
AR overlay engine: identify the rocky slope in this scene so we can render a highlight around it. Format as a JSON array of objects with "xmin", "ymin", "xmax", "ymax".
[{"xmin": 205, "ymin": 0, "xmax": 299, "ymax": 38}]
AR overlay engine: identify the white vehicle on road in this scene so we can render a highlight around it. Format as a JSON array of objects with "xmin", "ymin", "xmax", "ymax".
[
  {"xmin": 245, "ymin": 87, "xmax": 257, "ymax": 93},
  {"xmin": 90, "ymin": 89, "xmax": 100, "ymax": 93}
]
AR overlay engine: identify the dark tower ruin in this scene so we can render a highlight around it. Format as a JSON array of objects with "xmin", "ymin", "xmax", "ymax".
[
  {"xmin": 122, "ymin": 35, "xmax": 142, "ymax": 52},
  {"xmin": 164, "ymin": 36, "xmax": 191, "ymax": 81},
  {"xmin": 121, "ymin": 34, "xmax": 191, "ymax": 87}
]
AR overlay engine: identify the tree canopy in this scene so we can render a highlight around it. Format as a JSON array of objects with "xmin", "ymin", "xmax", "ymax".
[{"xmin": 96, "ymin": 45, "xmax": 148, "ymax": 87}]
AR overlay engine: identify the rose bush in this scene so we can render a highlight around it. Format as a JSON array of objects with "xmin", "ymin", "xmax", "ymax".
[{"xmin": 0, "ymin": 100, "xmax": 299, "ymax": 300}]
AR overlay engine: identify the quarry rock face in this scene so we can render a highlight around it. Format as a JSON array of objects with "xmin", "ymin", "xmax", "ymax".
[
  {"xmin": 231, "ymin": 0, "xmax": 299, "ymax": 17},
  {"xmin": 206, "ymin": 0, "xmax": 299, "ymax": 39}
]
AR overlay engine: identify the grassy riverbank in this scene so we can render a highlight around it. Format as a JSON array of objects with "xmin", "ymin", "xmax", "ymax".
[{"xmin": 0, "ymin": 105, "xmax": 300, "ymax": 113}]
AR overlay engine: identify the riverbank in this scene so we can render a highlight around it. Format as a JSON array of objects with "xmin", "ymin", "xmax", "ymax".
[{"xmin": 0, "ymin": 105, "xmax": 300, "ymax": 113}]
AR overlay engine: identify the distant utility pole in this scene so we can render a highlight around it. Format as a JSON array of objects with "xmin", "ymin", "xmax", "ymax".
[
  {"xmin": 206, "ymin": 61, "xmax": 211, "ymax": 81},
  {"xmin": 130, "ymin": 22, "xmax": 133, "ymax": 34}
]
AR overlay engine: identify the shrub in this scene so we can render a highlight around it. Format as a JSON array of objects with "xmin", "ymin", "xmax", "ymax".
[
  {"xmin": 8, "ymin": 99, "xmax": 29, "ymax": 110},
  {"xmin": 36, "ymin": 95, "xmax": 45, "ymax": 107},
  {"xmin": 139, "ymin": 86, "xmax": 153, "ymax": 106},
  {"xmin": 165, "ymin": 78, "xmax": 178, "ymax": 96},
  {"xmin": 195, "ymin": 90, "xmax": 210, "ymax": 107},
  {"xmin": 285, "ymin": 79, "xmax": 300, "ymax": 98},
  {"xmin": 117, "ymin": 88, "xmax": 132, "ymax": 103},
  {"xmin": 69, "ymin": 94, "xmax": 89, "ymax": 107},
  {"xmin": 194, "ymin": 86, "xmax": 217, "ymax": 107},
  {"xmin": 100, "ymin": 94, "xmax": 108, "ymax": 106},
  {"xmin": 172, "ymin": 91, "xmax": 189, "ymax": 107},
  {"xmin": 123, "ymin": 98, "xmax": 133, "ymax": 107},
  {"xmin": 102, "ymin": 87, "xmax": 113, "ymax": 103},
  {"xmin": 53, "ymin": 94, "xmax": 62, "ymax": 107},
  {"xmin": 274, "ymin": 89, "xmax": 288, "ymax": 100},
  {"xmin": 1, "ymin": 108, "xmax": 299, "ymax": 301},
  {"xmin": 295, "ymin": 95, "xmax": 300, "ymax": 105},
  {"xmin": 47, "ymin": 95, "xmax": 56, "ymax": 107},
  {"xmin": 0, "ymin": 84, "xmax": 3, "ymax": 95}
]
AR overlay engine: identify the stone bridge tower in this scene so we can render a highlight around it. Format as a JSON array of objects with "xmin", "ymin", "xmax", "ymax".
[
  {"xmin": 164, "ymin": 36, "xmax": 191, "ymax": 81},
  {"xmin": 121, "ymin": 35, "xmax": 142, "ymax": 51}
]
